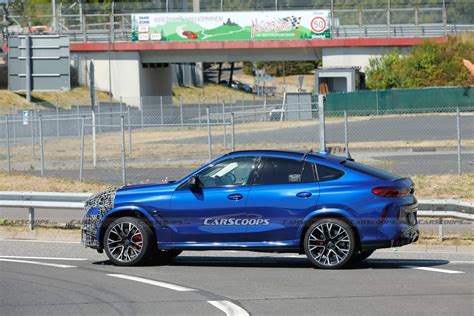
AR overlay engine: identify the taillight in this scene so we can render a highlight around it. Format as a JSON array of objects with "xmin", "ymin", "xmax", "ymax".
[{"xmin": 371, "ymin": 187, "xmax": 411, "ymax": 197}]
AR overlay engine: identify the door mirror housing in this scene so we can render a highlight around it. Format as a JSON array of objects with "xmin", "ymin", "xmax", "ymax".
[{"xmin": 188, "ymin": 176, "xmax": 201, "ymax": 189}]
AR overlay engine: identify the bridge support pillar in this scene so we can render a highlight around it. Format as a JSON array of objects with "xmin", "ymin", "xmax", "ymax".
[{"xmin": 72, "ymin": 51, "xmax": 173, "ymax": 108}]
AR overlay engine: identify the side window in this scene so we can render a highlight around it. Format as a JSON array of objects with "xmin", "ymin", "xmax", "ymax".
[
  {"xmin": 198, "ymin": 157, "xmax": 258, "ymax": 188},
  {"xmin": 316, "ymin": 163, "xmax": 344, "ymax": 181},
  {"xmin": 257, "ymin": 158, "xmax": 316, "ymax": 185}
]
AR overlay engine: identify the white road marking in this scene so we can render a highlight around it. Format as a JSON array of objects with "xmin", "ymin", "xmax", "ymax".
[
  {"xmin": 404, "ymin": 266, "xmax": 465, "ymax": 274},
  {"xmin": 0, "ymin": 239, "xmax": 80, "ymax": 244},
  {"xmin": 377, "ymin": 250, "xmax": 474, "ymax": 255},
  {"xmin": 207, "ymin": 301, "xmax": 250, "ymax": 316},
  {"xmin": 0, "ymin": 255, "xmax": 87, "ymax": 261},
  {"xmin": 107, "ymin": 274, "xmax": 196, "ymax": 292},
  {"xmin": 0, "ymin": 258, "xmax": 77, "ymax": 268}
]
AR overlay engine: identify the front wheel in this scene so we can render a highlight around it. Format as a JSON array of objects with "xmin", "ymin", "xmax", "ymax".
[
  {"xmin": 104, "ymin": 216, "xmax": 156, "ymax": 266},
  {"xmin": 304, "ymin": 218, "xmax": 356, "ymax": 269}
]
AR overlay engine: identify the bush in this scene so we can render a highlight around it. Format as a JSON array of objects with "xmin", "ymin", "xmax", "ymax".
[{"xmin": 366, "ymin": 36, "xmax": 474, "ymax": 89}]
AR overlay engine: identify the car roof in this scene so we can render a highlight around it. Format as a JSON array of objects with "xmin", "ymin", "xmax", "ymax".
[{"xmin": 225, "ymin": 150, "xmax": 347, "ymax": 164}]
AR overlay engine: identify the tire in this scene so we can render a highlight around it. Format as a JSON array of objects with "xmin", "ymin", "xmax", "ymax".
[
  {"xmin": 304, "ymin": 218, "xmax": 356, "ymax": 269},
  {"xmin": 104, "ymin": 216, "xmax": 156, "ymax": 266},
  {"xmin": 351, "ymin": 250, "xmax": 374, "ymax": 263}
]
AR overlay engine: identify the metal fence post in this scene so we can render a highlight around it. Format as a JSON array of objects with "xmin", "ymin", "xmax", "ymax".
[
  {"xmin": 231, "ymin": 112, "xmax": 235, "ymax": 152},
  {"xmin": 456, "ymin": 107, "xmax": 461, "ymax": 175},
  {"xmin": 438, "ymin": 217, "xmax": 443, "ymax": 242},
  {"xmin": 140, "ymin": 96, "xmax": 144, "ymax": 129},
  {"xmin": 30, "ymin": 111, "xmax": 35, "ymax": 160},
  {"xmin": 39, "ymin": 115, "xmax": 44, "ymax": 176},
  {"xmin": 56, "ymin": 105, "xmax": 60, "ymax": 139},
  {"xmin": 198, "ymin": 103, "xmax": 202, "ymax": 126},
  {"xmin": 375, "ymin": 89, "xmax": 379, "ymax": 114},
  {"xmin": 77, "ymin": 102, "xmax": 81, "ymax": 137},
  {"xmin": 207, "ymin": 106, "xmax": 212, "ymax": 161},
  {"xmin": 222, "ymin": 102, "xmax": 227, "ymax": 148},
  {"xmin": 28, "ymin": 207, "xmax": 35, "ymax": 230},
  {"xmin": 160, "ymin": 96, "xmax": 164, "ymax": 125},
  {"xmin": 79, "ymin": 116, "xmax": 85, "ymax": 182},
  {"xmin": 344, "ymin": 111, "xmax": 350, "ymax": 158},
  {"xmin": 91, "ymin": 110, "xmax": 97, "ymax": 168},
  {"xmin": 12, "ymin": 110, "xmax": 16, "ymax": 145},
  {"xmin": 127, "ymin": 103, "xmax": 132, "ymax": 153},
  {"xmin": 97, "ymin": 101, "xmax": 102, "ymax": 134},
  {"xmin": 318, "ymin": 94, "xmax": 326, "ymax": 152},
  {"xmin": 120, "ymin": 116, "xmax": 126, "ymax": 185},
  {"xmin": 5, "ymin": 115, "xmax": 11, "ymax": 172},
  {"xmin": 180, "ymin": 102, "xmax": 184, "ymax": 126}
]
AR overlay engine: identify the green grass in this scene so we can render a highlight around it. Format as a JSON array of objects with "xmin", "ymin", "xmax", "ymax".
[{"xmin": 0, "ymin": 87, "xmax": 113, "ymax": 113}]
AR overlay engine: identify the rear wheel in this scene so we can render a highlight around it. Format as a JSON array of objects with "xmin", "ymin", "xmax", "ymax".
[
  {"xmin": 304, "ymin": 218, "xmax": 356, "ymax": 269},
  {"xmin": 104, "ymin": 216, "xmax": 156, "ymax": 266}
]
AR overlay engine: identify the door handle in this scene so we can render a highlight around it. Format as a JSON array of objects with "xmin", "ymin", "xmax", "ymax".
[
  {"xmin": 227, "ymin": 193, "xmax": 243, "ymax": 201},
  {"xmin": 296, "ymin": 192, "xmax": 312, "ymax": 198}
]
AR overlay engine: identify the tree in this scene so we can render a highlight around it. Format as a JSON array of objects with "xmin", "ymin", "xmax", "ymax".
[{"xmin": 366, "ymin": 36, "xmax": 474, "ymax": 89}]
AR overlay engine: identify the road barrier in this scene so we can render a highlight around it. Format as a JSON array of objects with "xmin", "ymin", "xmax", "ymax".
[{"xmin": 0, "ymin": 192, "xmax": 91, "ymax": 230}]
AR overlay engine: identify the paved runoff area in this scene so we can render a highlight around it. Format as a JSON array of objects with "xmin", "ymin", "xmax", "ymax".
[{"xmin": 0, "ymin": 237, "xmax": 472, "ymax": 315}]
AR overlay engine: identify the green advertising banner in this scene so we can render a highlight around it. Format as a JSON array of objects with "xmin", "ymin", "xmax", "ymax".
[{"xmin": 132, "ymin": 10, "xmax": 331, "ymax": 42}]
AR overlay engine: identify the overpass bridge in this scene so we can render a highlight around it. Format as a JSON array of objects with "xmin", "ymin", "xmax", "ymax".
[{"xmin": 2, "ymin": 1, "xmax": 473, "ymax": 105}]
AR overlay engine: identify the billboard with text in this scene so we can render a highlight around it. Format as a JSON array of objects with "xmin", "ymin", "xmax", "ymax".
[{"xmin": 132, "ymin": 10, "xmax": 331, "ymax": 42}]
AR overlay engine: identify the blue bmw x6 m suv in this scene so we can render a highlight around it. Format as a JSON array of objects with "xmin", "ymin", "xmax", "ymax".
[{"xmin": 82, "ymin": 150, "xmax": 419, "ymax": 269}]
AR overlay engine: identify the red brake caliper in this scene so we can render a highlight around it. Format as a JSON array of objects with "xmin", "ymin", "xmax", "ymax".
[{"xmin": 132, "ymin": 234, "xmax": 142, "ymax": 250}]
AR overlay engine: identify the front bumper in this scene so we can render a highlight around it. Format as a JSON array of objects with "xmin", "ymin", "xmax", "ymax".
[{"xmin": 81, "ymin": 188, "xmax": 117, "ymax": 249}]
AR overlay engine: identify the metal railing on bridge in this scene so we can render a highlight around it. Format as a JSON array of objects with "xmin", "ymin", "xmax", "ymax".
[{"xmin": 2, "ymin": 1, "xmax": 473, "ymax": 43}]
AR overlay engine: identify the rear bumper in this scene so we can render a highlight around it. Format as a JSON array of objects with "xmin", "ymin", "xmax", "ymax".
[{"xmin": 361, "ymin": 226, "xmax": 419, "ymax": 251}]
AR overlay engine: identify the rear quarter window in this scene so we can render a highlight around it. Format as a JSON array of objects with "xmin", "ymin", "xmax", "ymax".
[
  {"xmin": 342, "ymin": 160, "xmax": 401, "ymax": 181},
  {"xmin": 316, "ymin": 164, "xmax": 344, "ymax": 182}
]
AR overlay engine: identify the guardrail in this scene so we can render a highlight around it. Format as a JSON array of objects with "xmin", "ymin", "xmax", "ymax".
[
  {"xmin": 0, "ymin": 193, "xmax": 472, "ymax": 241},
  {"xmin": 0, "ymin": 192, "xmax": 92, "ymax": 230}
]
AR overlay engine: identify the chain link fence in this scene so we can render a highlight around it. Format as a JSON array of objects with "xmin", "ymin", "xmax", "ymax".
[{"xmin": 0, "ymin": 99, "xmax": 472, "ymax": 186}]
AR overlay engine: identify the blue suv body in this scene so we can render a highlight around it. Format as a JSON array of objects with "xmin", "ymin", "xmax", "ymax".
[{"xmin": 82, "ymin": 150, "xmax": 419, "ymax": 268}]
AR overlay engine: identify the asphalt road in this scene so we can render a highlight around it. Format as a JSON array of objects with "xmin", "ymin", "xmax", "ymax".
[
  {"xmin": 0, "ymin": 239, "xmax": 473, "ymax": 315},
  {"xmin": 161, "ymin": 114, "xmax": 474, "ymax": 144}
]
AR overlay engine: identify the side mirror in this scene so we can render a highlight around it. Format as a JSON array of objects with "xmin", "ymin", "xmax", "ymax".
[{"xmin": 188, "ymin": 176, "xmax": 200, "ymax": 189}]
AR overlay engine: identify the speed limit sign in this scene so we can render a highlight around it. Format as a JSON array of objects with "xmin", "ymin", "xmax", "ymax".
[{"xmin": 311, "ymin": 16, "xmax": 327, "ymax": 33}]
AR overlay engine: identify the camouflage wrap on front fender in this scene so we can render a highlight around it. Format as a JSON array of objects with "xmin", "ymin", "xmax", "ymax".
[{"xmin": 81, "ymin": 188, "xmax": 118, "ymax": 249}]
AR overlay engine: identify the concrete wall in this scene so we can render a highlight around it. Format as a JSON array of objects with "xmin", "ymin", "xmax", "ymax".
[
  {"xmin": 322, "ymin": 46, "xmax": 411, "ymax": 71},
  {"xmin": 72, "ymin": 51, "xmax": 173, "ymax": 107}
]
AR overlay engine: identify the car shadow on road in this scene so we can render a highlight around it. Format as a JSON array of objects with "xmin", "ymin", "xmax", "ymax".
[
  {"xmin": 173, "ymin": 256, "xmax": 452, "ymax": 270},
  {"xmin": 92, "ymin": 256, "xmax": 451, "ymax": 270}
]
